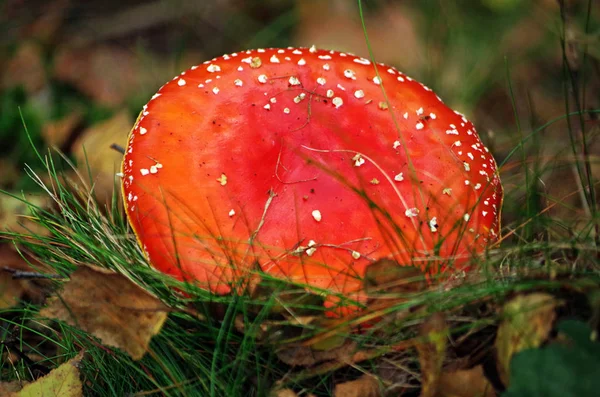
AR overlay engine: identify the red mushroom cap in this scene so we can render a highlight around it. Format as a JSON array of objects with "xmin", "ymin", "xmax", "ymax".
[{"xmin": 122, "ymin": 47, "xmax": 502, "ymax": 312}]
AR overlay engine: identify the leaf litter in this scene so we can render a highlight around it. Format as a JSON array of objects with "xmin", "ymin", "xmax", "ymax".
[
  {"xmin": 39, "ymin": 264, "xmax": 168, "ymax": 360},
  {"xmin": 0, "ymin": 351, "xmax": 84, "ymax": 397}
]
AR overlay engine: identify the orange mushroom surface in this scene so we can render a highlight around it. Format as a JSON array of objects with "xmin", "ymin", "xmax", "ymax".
[{"xmin": 122, "ymin": 47, "xmax": 502, "ymax": 312}]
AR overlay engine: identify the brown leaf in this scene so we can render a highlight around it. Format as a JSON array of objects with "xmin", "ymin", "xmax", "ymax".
[
  {"xmin": 24, "ymin": 0, "xmax": 71, "ymax": 44},
  {"xmin": 437, "ymin": 365, "xmax": 495, "ymax": 397},
  {"xmin": 0, "ymin": 159, "xmax": 20, "ymax": 188},
  {"xmin": 14, "ymin": 351, "xmax": 84, "ymax": 397},
  {"xmin": 2, "ymin": 41, "xmax": 46, "ymax": 94},
  {"xmin": 0, "ymin": 380, "xmax": 26, "ymax": 395},
  {"xmin": 0, "ymin": 193, "xmax": 50, "ymax": 236},
  {"xmin": 71, "ymin": 111, "xmax": 131, "ymax": 204},
  {"xmin": 0, "ymin": 269, "xmax": 25, "ymax": 310},
  {"xmin": 53, "ymin": 45, "xmax": 139, "ymax": 107},
  {"xmin": 40, "ymin": 264, "xmax": 168, "ymax": 360},
  {"xmin": 42, "ymin": 110, "xmax": 84, "ymax": 148},
  {"xmin": 0, "ymin": 244, "xmax": 52, "ymax": 308},
  {"xmin": 362, "ymin": 260, "xmax": 428, "ymax": 324},
  {"xmin": 294, "ymin": 2, "xmax": 424, "ymax": 72},
  {"xmin": 271, "ymin": 389, "xmax": 299, "ymax": 397},
  {"xmin": 305, "ymin": 318, "xmax": 350, "ymax": 351},
  {"xmin": 494, "ymin": 293, "xmax": 557, "ymax": 386},
  {"xmin": 276, "ymin": 340, "xmax": 357, "ymax": 367},
  {"xmin": 334, "ymin": 375, "xmax": 381, "ymax": 397},
  {"xmin": 416, "ymin": 313, "xmax": 448, "ymax": 397},
  {"xmin": 364, "ymin": 259, "xmax": 427, "ymax": 295},
  {"xmin": 53, "ymin": 43, "xmax": 203, "ymax": 107}
]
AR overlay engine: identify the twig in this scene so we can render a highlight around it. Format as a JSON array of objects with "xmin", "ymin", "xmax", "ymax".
[
  {"xmin": 2, "ymin": 267, "xmax": 62, "ymax": 280},
  {"xmin": 110, "ymin": 143, "xmax": 126, "ymax": 155}
]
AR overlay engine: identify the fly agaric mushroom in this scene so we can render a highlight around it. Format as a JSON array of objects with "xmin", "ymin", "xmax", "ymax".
[{"xmin": 122, "ymin": 46, "xmax": 502, "ymax": 313}]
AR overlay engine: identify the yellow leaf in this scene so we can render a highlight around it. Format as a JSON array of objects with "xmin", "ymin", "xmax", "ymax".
[
  {"xmin": 16, "ymin": 352, "xmax": 84, "ymax": 397},
  {"xmin": 71, "ymin": 111, "xmax": 131, "ymax": 204},
  {"xmin": 495, "ymin": 293, "xmax": 557, "ymax": 386}
]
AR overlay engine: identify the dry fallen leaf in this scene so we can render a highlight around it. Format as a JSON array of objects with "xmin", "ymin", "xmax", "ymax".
[
  {"xmin": 334, "ymin": 375, "xmax": 381, "ymax": 397},
  {"xmin": 23, "ymin": 0, "xmax": 71, "ymax": 44},
  {"xmin": 364, "ymin": 259, "xmax": 427, "ymax": 296},
  {"xmin": 2, "ymin": 41, "xmax": 46, "ymax": 94},
  {"xmin": 0, "ymin": 381, "xmax": 26, "ymax": 395},
  {"xmin": 305, "ymin": 318, "xmax": 350, "ymax": 351},
  {"xmin": 40, "ymin": 264, "xmax": 168, "ymax": 360},
  {"xmin": 362, "ymin": 259, "xmax": 427, "ymax": 324},
  {"xmin": 0, "ymin": 269, "xmax": 26, "ymax": 310},
  {"xmin": 13, "ymin": 351, "xmax": 84, "ymax": 397},
  {"xmin": 0, "ymin": 193, "xmax": 50, "ymax": 236},
  {"xmin": 0, "ymin": 244, "xmax": 51, "ymax": 309},
  {"xmin": 495, "ymin": 293, "xmax": 557, "ymax": 386},
  {"xmin": 0, "ymin": 159, "xmax": 20, "ymax": 187},
  {"xmin": 437, "ymin": 365, "xmax": 496, "ymax": 397},
  {"xmin": 71, "ymin": 111, "xmax": 131, "ymax": 204},
  {"xmin": 276, "ymin": 340, "xmax": 357, "ymax": 367},
  {"xmin": 53, "ymin": 45, "xmax": 140, "ymax": 107},
  {"xmin": 294, "ymin": 2, "xmax": 424, "ymax": 72},
  {"xmin": 416, "ymin": 313, "xmax": 448, "ymax": 397},
  {"xmin": 53, "ymin": 43, "xmax": 203, "ymax": 107},
  {"xmin": 271, "ymin": 388, "xmax": 299, "ymax": 397},
  {"xmin": 271, "ymin": 388, "xmax": 316, "ymax": 397},
  {"xmin": 42, "ymin": 110, "xmax": 84, "ymax": 148}
]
